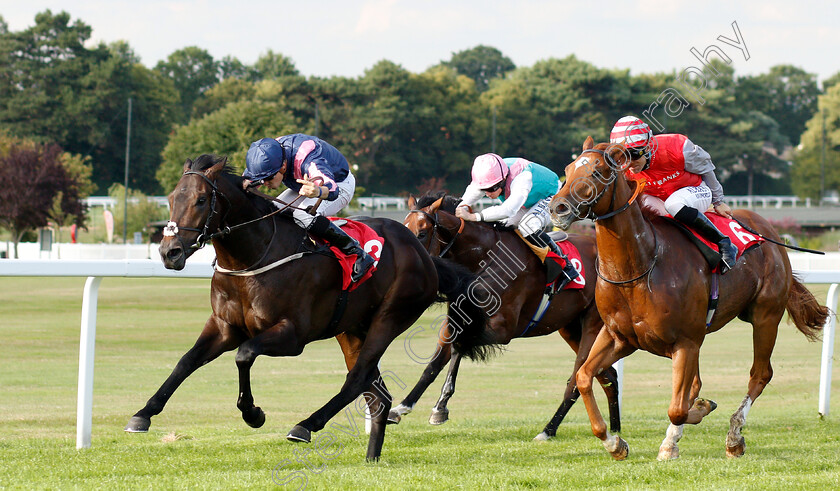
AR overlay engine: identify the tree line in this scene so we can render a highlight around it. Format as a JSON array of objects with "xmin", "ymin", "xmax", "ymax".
[{"xmin": 1, "ymin": 10, "xmax": 839, "ymax": 249}]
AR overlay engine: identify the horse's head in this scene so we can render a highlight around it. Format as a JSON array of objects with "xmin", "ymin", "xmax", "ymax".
[
  {"xmin": 403, "ymin": 192, "xmax": 461, "ymax": 255},
  {"xmin": 160, "ymin": 155, "xmax": 233, "ymax": 270},
  {"xmin": 550, "ymin": 137, "xmax": 633, "ymax": 229}
]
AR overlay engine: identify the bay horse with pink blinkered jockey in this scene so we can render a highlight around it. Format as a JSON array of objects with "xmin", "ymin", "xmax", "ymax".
[
  {"xmin": 123, "ymin": 154, "xmax": 491, "ymax": 462},
  {"xmin": 390, "ymin": 192, "xmax": 621, "ymax": 441},
  {"xmin": 550, "ymin": 137, "xmax": 828, "ymax": 460}
]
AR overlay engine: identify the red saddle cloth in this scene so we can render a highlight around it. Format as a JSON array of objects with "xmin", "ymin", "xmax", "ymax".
[
  {"xmin": 680, "ymin": 212, "xmax": 764, "ymax": 258},
  {"xmin": 323, "ymin": 217, "xmax": 383, "ymax": 291},
  {"xmin": 545, "ymin": 240, "xmax": 586, "ymax": 290}
]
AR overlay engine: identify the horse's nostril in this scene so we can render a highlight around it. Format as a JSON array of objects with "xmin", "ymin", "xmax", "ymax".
[
  {"xmin": 166, "ymin": 248, "xmax": 183, "ymax": 260},
  {"xmin": 553, "ymin": 203, "xmax": 569, "ymax": 216}
]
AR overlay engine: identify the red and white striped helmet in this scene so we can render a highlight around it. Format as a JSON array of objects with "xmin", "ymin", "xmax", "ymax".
[{"xmin": 610, "ymin": 116, "xmax": 652, "ymax": 149}]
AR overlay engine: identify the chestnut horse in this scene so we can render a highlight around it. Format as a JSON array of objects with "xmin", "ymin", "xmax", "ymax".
[
  {"xmin": 550, "ymin": 138, "xmax": 828, "ymax": 460},
  {"xmin": 390, "ymin": 192, "xmax": 620, "ymax": 440},
  {"xmin": 124, "ymin": 155, "xmax": 489, "ymax": 461}
]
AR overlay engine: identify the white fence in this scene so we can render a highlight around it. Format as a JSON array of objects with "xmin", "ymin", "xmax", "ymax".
[{"xmin": 0, "ymin": 255, "xmax": 837, "ymax": 450}]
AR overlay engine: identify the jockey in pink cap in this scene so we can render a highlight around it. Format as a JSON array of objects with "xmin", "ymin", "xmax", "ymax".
[
  {"xmin": 610, "ymin": 116, "xmax": 738, "ymax": 273},
  {"xmin": 456, "ymin": 153, "xmax": 579, "ymax": 290}
]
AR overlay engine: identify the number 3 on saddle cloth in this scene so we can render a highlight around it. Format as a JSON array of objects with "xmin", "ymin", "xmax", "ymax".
[
  {"xmin": 316, "ymin": 217, "xmax": 383, "ymax": 291},
  {"xmin": 516, "ymin": 232, "xmax": 586, "ymax": 292},
  {"xmin": 664, "ymin": 212, "xmax": 765, "ymax": 273}
]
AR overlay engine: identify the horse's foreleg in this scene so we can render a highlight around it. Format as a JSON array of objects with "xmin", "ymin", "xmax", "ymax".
[
  {"xmin": 388, "ymin": 333, "xmax": 453, "ymax": 424},
  {"xmin": 727, "ymin": 309, "xmax": 780, "ymax": 458},
  {"xmin": 125, "ymin": 316, "xmax": 240, "ymax": 432},
  {"xmin": 234, "ymin": 320, "xmax": 304, "ymax": 428},
  {"xmin": 658, "ymin": 342, "xmax": 700, "ymax": 461},
  {"xmin": 685, "ymin": 373, "xmax": 717, "ymax": 424},
  {"xmin": 429, "ymin": 350, "xmax": 462, "ymax": 425},
  {"xmin": 576, "ymin": 328, "xmax": 635, "ymax": 460}
]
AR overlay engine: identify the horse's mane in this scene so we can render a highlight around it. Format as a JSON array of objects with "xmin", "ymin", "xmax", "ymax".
[
  {"xmin": 189, "ymin": 154, "xmax": 237, "ymax": 177},
  {"xmin": 415, "ymin": 191, "xmax": 461, "ymax": 213},
  {"xmin": 188, "ymin": 154, "xmax": 274, "ymax": 213}
]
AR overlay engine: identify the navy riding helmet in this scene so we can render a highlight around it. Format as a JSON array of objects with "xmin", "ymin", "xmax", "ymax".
[{"xmin": 243, "ymin": 138, "xmax": 286, "ymax": 181}]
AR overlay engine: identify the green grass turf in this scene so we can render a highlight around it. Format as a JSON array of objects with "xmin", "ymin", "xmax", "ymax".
[{"xmin": 0, "ymin": 278, "xmax": 838, "ymax": 489}]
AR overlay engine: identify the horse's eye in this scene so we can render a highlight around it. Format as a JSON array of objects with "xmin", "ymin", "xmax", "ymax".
[
  {"xmin": 417, "ymin": 230, "xmax": 427, "ymax": 239},
  {"xmin": 196, "ymin": 196, "xmax": 207, "ymax": 205}
]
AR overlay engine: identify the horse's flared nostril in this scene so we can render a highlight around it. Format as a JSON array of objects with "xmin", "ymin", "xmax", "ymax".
[
  {"xmin": 552, "ymin": 201, "xmax": 571, "ymax": 217},
  {"xmin": 166, "ymin": 247, "xmax": 183, "ymax": 261}
]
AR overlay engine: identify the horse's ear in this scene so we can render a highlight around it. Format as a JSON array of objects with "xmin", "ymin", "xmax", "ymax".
[
  {"xmin": 408, "ymin": 195, "xmax": 417, "ymax": 209},
  {"xmin": 430, "ymin": 197, "xmax": 444, "ymax": 212},
  {"xmin": 582, "ymin": 136, "xmax": 594, "ymax": 151},
  {"xmin": 205, "ymin": 157, "xmax": 227, "ymax": 180},
  {"xmin": 183, "ymin": 159, "xmax": 192, "ymax": 173}
]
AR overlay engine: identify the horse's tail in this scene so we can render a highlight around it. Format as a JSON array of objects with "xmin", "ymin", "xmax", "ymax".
[
  {"xmin": 431, "ymin": 256, "xmax": 498, "ymax": 362},
  {"xmin": 786, "ymin": 273, "xmax": 830, "ymax": 342}
]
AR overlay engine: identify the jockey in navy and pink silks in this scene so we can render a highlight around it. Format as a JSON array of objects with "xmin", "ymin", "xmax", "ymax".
[
  {"xmin": 610, "ymin": 115, "xmax": 738, "ymax": 273},
  {"xmin": 241, "ymin": 134, "xmax": 374, "ymax": 282},
  {"xmin": 456, "ymin": 153, "xmax": 580, "ymax": 290}
]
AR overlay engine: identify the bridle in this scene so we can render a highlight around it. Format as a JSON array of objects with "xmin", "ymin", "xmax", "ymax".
[
  {"xmin": 164, "ymin": 171, "xmax": 234, "ymax": 250},
  {"xmin": 569, "ymin": 148, "xmax": 645, "ymax": 222},
  {"xmin": 405, "ymin": 209, "xmax": 465, "ymax": 258},
  {"xmin": 571, "ymin": 148, "xmax": 657, "ymax": 287}
]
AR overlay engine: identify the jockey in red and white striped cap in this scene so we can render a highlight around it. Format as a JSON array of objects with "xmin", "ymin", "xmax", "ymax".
[
  {"xmin": 609, "ymin": 115, "xmax": 653, "ymax": 150},
  {"xmin": 609, "ymin": 116, "xmax": 739, "ymax": 274}
]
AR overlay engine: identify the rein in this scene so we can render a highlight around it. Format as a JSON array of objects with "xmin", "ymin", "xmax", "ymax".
[
  {"xmin": 594, "ymin": 233, "xmax": 658, "ymax": 291},
  {"xmin": 575, "ymin": 149, "xmax": 645, "ymax": 222},
  {"xmin": 167, "ymin": 170, "xmax": 314, "ymax": 275}
]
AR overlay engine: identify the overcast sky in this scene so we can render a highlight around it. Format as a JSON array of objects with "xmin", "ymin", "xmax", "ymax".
[{"xmin": 2, "ymin": 1, "xmax": 838, "ymax": 85}]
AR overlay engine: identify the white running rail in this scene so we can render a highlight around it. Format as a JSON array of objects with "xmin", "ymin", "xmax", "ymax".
[{"xmin": 0, "ymin": 259, "xmax": 836, "ymax": 448}]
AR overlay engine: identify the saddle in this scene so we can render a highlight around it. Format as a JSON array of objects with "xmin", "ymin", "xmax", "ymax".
[
  {"xmin": 515, "ymin": 230, "xmax": 585, "ymax": 292},
  {"xmin": 662, "ymin": 213, "xmax": 764, "ymax": 272}
]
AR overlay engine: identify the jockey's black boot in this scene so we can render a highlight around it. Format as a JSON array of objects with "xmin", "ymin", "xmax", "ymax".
[
  {"xmin": 674, "ymin": 207, "xmax": 738, "ymax": 274},
  {"xmin": 526, "ymin": 230, "xmax": 579, "ymax": 291},
  {"xmin": 310, "ymin": 215, "xmax": 375, "ymax": 282}
]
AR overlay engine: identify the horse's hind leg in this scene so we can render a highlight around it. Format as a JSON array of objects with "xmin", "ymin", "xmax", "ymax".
[
  {"xmin": 125, "ymin": 316, "xmax": 240, "ymax": 432},
  {"xmin": 429, "ymin": 350, "xmax": 462, "ymax": 425},
  {"xmin": 336, "ymin": 332, "xmax": 395, "ymax": 460},
  {"xmin": 289, "ymin": 303, "xmax": 427, "ymax": 461},
  {"xmin": 536, "ymin": 331, "xmax": 585, "ymax": 441},
  {"xmin": 389, "ymin": 330, "xmax": 453, "ymax": 424},
  {"xmin": 726, "ymin": 308, "xmax": 781, "ymax": 458}
]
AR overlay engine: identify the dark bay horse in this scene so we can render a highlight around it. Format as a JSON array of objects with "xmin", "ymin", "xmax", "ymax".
[
  {"xmin": 550, "ymin": 138, "xmax": 828, "ymax": 460},
  {"xmin": 391, "ymin": 192, "xmax": 620, "ymax": 440},
  {"xmin": 123, "ymin": 155, "xmax": 489, "ymax": 461}
]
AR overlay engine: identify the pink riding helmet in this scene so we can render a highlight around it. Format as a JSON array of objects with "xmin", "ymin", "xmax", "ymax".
[{"xmin": 471, "ymin": 153, "xmax": 509, "ymax": 189}]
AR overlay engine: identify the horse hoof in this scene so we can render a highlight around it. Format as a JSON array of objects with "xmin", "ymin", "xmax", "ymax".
[
  {"xmin": 243, "ymin": 407, "xmax": 266, "ymax": 428},
  {"xmin": 693, "ymin": 398, "xmax": 718, "ymax": 414},
  {"xmin": 610, "ymin": 438, "xmax": 629, "ymax": 461},
  {"xmin": 286, "ymin": 425, "xmax": 311, "ymax": 443},
  {"xmin": 725, "ymin": 437, "xmax": 745, "ymax": 458},
  {"xmin": 124, "ymin": 416, "xmax": 151, "ymax": 433},
  {"xmin": 533, "ymin": 431, "xmax": 552, "ymax": 442},
  {"xmin": 429, "ymin": 408, "xmax": 449, "ymax": 425},
  {"xmin": 387, "ymin": 404, "xmax": 412, "ymax": 425},
  {"xmin": 657, "ymin": 445, "xmax": 679, "ymax": 461},
  {"xmin": 386, "ymin": 410, "xmax": 401, "ymax": 425}
]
